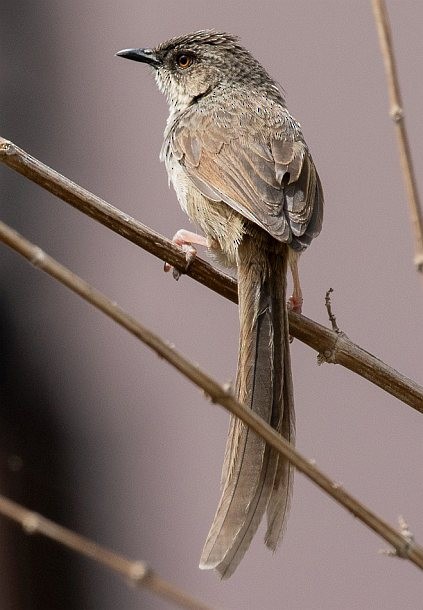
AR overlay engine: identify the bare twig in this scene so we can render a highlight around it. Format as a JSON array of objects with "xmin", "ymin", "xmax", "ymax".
[
  {"xmin": 0, "ymin": 137, "xmax": 422, "ymax": 413},
  {"xmin": 372, "ymin": 0, "xmax": 423, "ymax": 273},
  {"xmin": 0, "ymin": 495, "xmax": 215, "ymax": 610},
  {"xmin": 1, "ymin": 219, "xmax": 423, "ymax": 571},
  {"xmin": 324, "ymin": 288, "xmax": 340, "ymax": 333}
]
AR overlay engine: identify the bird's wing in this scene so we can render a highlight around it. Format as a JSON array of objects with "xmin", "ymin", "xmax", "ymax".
[{"xmin": 169, "ymin": 103, "xmax": 323, "ymax": 249}]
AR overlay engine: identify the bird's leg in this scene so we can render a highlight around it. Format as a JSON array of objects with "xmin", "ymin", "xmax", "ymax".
[
  {"xmin": 164, "ymin": 229, "xmax": 208, "ymax": 279},
  {"xmin": 288, "ymin": 252, "xmax": 303, "ymax": 314}
]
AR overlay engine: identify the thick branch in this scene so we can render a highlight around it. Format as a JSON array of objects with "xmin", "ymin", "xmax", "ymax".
[
  {"xmin": 0, "ymin": 137, "xmax": 422, "ymax": 413},
  {"xmin": 1, "ymin": 219, "xmax": 422, "ymax": 571},
  {"xmin": 372, "ymin": 0, "xmax": 423, "ymax": 273},
  {"xmin": 0, "ymin": 494, "xmax": 215, "ymax": 610}
]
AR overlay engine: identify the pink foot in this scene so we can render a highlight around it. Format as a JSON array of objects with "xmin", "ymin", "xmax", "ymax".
[
  {"xmin": 287, "ymin": 294, "xmax": 303, "ymax": 343},
  {"xmin": 287, "ymin": 295, "xmax": 303, "ymax": 314},
  {"xmin": 164, "ymin": 229, "xmax": 208, "ymax": 280}
]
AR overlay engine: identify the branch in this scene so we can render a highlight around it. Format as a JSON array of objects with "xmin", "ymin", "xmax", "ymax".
[
  {"xmin": 0, "ymin": 137, "xmax": 422, "ymax": 413},
  {"xmin": 372, "ymin": 0, "xmax": 423, "ymax": 273},
  {"xmin": 1, "ymin": 219, "xmax": 422, "ymax": 571},
  {"xmin": 0, "ymin": 495, "xmax": 215, "ymax": 610},
  {"xmin": 0, "ymin": 137, "xmax": 236, "ymax": 303},
  {"xmin": 324, "ymin": 287, "xmax": 340, "ymax": 333}
]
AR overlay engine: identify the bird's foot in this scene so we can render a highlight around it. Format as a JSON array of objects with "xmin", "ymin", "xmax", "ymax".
[
  {"xmin": 287, "ymin": 294, "xmax": 303, "ymax": 314},
  {"xmin": 287, "ymin": 294, "xmax": 303, "ymax": 343},
  {"xmin": 164, "ymin": 229, "xmax": 208, "ymax": 280}
]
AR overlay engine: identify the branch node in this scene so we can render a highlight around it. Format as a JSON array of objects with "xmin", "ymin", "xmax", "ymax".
[
  {"xmin": 398, "ymin": 514, "xmax": 414, "ymax": 540},
  {"xmin": 390, "ymin": 105, "xmax": 404, "ymax": 123},
  {"xmin": 29, "ymin": 246, "xmax": 46, "ymax": 268},
  {"xmin": 317, "ymin": 329, "xmax": 348, "ymax": 366},
  {"xmin": 222, "ymin": 380, "xmax": 233, "ymax": 393},
  {"xmin": 379, "ymin": 515, "xmax": 415, "ymax": 559},
  {"xmin": 0, "ymin": 138, "xmax": 14, "ymax": 156},
  {"xmin": 207, "ymin": 382, "xmax": 234, "ymax": 406},
  {"xmin": 129, "ymin": 560, "xmax": 151, "ymax": 585},
  {"xmin": 317, "ymin": 349, "xmax": 335, "ymax": 365},
  {"xmin": 22, "ymin": 512, "xmax": 40, "ymax": 534},
  {"xmin": 203, "ymin": 390, "xmax": 213, "ymax": 403}
]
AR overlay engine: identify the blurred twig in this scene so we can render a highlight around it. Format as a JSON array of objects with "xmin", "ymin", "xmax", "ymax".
[
  {"xmin": 1, "ymin": 219, "xmax": 423, "ymax": 571},
  {"xmin": 0, "ymin": 137, "xmax": 422, "ymax": 413},
  {"xmin": 0, "ymin": 494, "xmax": 216, "ymax": 610},
  {"xmin": 372, "ymin": 0, "xmax": 423, "ymax": 273}
]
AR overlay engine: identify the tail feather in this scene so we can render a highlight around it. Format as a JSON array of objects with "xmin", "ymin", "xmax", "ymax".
[
  {"xmin": 265, "ymin": 403, "xmax": 295, "ymax": 549},
  {"xmin": 266, "ymin": 299, "xmax": 295, "ymax": 549},
  {"xmin": 199, "ymin": 235, "xmax": 295, "ymax": 577}
]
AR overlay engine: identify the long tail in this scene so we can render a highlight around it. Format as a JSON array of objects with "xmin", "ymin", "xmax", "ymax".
[{"xmin": 199, "ymin": 234, "xmax": 295, "ymax": 578}]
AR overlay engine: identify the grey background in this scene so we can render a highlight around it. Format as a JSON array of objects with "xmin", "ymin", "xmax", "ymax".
[{"xmin": 0, "ymin": 1, "xmax": 422, "ymax": 608}]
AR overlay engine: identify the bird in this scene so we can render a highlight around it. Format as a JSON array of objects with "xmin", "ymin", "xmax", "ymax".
[{"xmin": 116, "ymin": 30, "xmax": 323, "ymax": 578}]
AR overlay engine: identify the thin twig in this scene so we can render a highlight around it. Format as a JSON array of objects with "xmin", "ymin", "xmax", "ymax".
[
  {"xmin": 0, "ymin": 137, "xmax": 422, "ymax": 413},
  {"xmin": 0, "ymin": 494, "xmax": 215, "ymax": 610},
  {"xmin": 1, "ymin": 219, "xmax": 423, "ymax": 571},
  {"xmin": 324, "ymin": 288, "xmax": 340, "ymax": 333},
  {"xmin": 372, "ymin": 0, "xmax": 423, "ymax": 273}
]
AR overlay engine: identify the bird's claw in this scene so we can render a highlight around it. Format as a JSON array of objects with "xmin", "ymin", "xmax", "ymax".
[
  {"xmin": 164, "ymin": 243, "xmax": 198, "ymax": 280},
  {"xmin": 287, "ymin": 295, "xmax": 303, "ymax": 314},
  {"xmin": 287, "ymin": 295, "xmax": 303, "ymax": 343}
]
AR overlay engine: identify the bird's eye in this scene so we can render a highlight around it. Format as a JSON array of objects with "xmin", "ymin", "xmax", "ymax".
[{"xmin": 176, "ymin": 53, "xmax": 193, "ymax": 69}]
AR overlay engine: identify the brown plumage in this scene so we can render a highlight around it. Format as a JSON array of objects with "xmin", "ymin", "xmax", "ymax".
[
  {"xmin": 117, "ymin": 30, "xmax": 323, "ymax": 578},
  {"xmin": 200, "ymin": 234, "xmax": 294, "ymax": 578}
]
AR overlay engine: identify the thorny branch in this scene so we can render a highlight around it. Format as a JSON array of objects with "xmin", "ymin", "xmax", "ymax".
[
  {"xmin": 0, "ymin": 137, "xmax": 422, "ymax": 414},
  {"xmin": 372, "ymin": 0, "xmax": 423, "ymax": 273},
  {"xmin": 0, "ymin": 218, "xmax": 423, "ymax": 571},
  {"xmin": 0, "ymin": 495, "xmax": 215, "ymax": 610}
]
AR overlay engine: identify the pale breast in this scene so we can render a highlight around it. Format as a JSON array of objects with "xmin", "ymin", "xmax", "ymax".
[{"xmin": 164, "ymin": 149, "xmax": 245, "ymax": 266}]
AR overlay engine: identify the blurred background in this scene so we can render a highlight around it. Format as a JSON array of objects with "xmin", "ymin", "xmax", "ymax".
[{"xmin": 0, "ymin": 1, "xmax": 422, "ymax": 608}]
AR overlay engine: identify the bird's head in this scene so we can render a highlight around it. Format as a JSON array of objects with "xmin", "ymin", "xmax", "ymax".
[{"xmin": 116, "ymin": 30, "xmax": 275, "ymax": 111}]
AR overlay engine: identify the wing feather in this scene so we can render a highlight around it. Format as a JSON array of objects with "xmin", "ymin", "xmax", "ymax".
[{"xmin": 168, "ymin": 102, "xmax": 323, "ymax": 249}]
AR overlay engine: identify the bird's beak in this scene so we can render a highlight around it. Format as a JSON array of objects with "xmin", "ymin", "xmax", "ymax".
[{"xmin": 115, "ymin": 48, "xmax": 161, "ymax": 67}]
